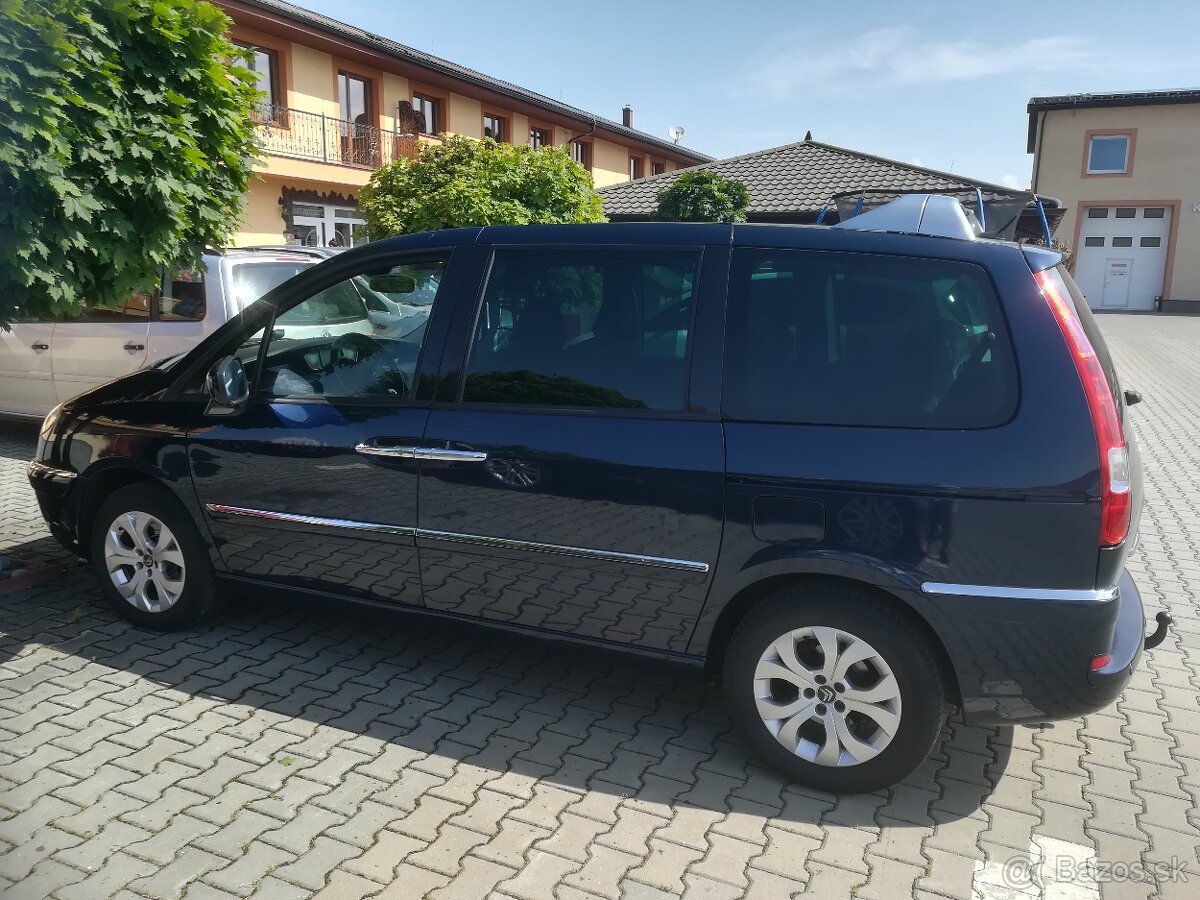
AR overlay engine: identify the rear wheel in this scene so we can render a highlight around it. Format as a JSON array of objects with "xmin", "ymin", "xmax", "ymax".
[
  {"xmin": 723, "ymin": 584, "xmax": 945, "ymax": 793},
  {"xmin": 90, "ymin": 483, "xmax": 217, "ymax": 630}
]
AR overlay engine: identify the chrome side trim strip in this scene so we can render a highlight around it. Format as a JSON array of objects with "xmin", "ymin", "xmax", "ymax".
[
  {"xmin": 354, "ymin": 443, "xmax": 488, "ymax": 463},
  {"xmin": 922, "ymin": 582, "xmax": 1117, "ymax": 602},
  {"xmin": 204, "ymin": 504, "xmax": 416, "ymax": 537},
  {"xmin": 27, "ymin": 461, "xmax": 77, "ymax": 481},
  {"xmin": 203, "ymin": 504, "xmax": 708, "ymax": 573},
  {"xmin": 419, "ymin": 528, "xmax": 710, "ymax": 573}
]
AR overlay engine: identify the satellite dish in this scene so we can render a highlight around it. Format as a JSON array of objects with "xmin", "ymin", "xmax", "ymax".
[{"xmin": 668, "ymin": 125, "xmax": 685, "ymax": 144}]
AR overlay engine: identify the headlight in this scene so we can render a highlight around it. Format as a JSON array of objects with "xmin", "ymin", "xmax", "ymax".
[{"xmin": 36, "ymin": 402, "xmax": 64, "ymax": 461}]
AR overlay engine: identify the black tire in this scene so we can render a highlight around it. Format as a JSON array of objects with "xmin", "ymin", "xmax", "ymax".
[
  {"xmin": 90, "ymin": 482, "xmax": 218, "ymax": 631},
  {"xmin": 723, "ymin": 583, "xmax": 945, "ymax": 793}
]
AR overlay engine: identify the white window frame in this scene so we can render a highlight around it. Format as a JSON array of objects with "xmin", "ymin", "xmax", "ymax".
[{"xmin": 1086, "ymin": 134, "xmax": 1131, "ymax": 175}]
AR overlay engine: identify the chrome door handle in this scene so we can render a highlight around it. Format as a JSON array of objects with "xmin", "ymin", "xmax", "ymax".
[
  {"xmin": 124, "ymin": 342, "xmax": 145, "ymax": 353},
  {"xmin": 30, "ymin": 342, "xmax": 49, "ymax": 352},
  {"xmin": 354, "ymin": 443, "xmax": 488, "ymax": 462}
]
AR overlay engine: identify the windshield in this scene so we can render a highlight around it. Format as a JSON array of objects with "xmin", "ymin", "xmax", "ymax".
[{"xmin": 230, "ymin": 261, "xmax": 314, "ymax": 309}]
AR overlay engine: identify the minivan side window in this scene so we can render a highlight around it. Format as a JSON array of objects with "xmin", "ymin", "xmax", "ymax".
[
  {"xmin": 464, "ymin": 248, "xmax": 700, "ymax": 411},
  {"xmin": 724, "ymin": 249, "xmax": 1018, "ymax": 428}
]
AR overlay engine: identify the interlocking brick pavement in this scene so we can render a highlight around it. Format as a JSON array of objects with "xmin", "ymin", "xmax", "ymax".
[{"xmin": 1, "ymin": 312, "xmax": 1199, "ymax": 899}]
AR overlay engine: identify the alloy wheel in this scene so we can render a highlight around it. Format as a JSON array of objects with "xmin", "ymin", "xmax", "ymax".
[
  {"xmin": 103, "ymin": 510, "xmax": 187, "ymax": 613},
  {"xmin": 753, "ymin": 625, "xmax": 902, "ymax": 767}
]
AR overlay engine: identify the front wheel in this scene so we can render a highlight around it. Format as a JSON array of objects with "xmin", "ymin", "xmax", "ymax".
[
  {"xmin": 90, "ymin": 483, "xmax": 218, "ymax": 630},
  {"xmin": 723, "ymin": 585, "xmax": 945, "ymax": 793}
]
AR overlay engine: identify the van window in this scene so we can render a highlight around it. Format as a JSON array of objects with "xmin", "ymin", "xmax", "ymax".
[
  {"xmin": 230, "ymin": 261, "xmax": 313, "ymax": 310},
  {"xmin": 724, "ymin": 249, "xmax": 1018, "ymax": 428},
  {"xmin": 70, "ymin": 291, "xmax": 154, "ymax": 322},
  {"xmin": 158, "ymin": 268, "xmax": 206, "ymax": 321},
  {"xmin": 464, "ymin": 248, "xmax": 700, "ymax": 411}
]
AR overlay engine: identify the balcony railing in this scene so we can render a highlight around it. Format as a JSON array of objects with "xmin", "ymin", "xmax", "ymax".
[{"xmin": 251, "ymin": 104, "xmax": 421, "ymax": 170}]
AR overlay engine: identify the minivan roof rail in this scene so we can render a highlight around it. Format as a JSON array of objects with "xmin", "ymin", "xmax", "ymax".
[{"xmin": 213, "ymin": 245, "xmax": 328, "ymax": 256}]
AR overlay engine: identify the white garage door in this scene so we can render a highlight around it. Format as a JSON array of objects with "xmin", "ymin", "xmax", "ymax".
[{"xmin": 1074, "ymin": 205, "xmax": 1171, "ymax": 311}]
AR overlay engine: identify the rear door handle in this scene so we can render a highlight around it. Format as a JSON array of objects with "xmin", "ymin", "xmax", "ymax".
[
  {"xmin": 124, "ymin": 342, "xmax": 145, "ymax": 353},
  {"xmin": 354, "ymin": 443, "xmax": 487, "ymax": 463},
  {"xmin": 30, "ymin": 342, "xmax": 49, "ymax": 352}
]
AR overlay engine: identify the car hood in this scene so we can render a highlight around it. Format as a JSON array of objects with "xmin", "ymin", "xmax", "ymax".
[{"xmin": 61, "ymin": 366, "xmax": 173, "ymax": 412}]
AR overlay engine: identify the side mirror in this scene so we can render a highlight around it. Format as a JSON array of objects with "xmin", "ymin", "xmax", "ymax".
[
  {"xmin": 205, "ymin": 355, "xmax": 249, "ymax": 415},
  {"xmin": 368, "ymin": 274, "xmax": 416, "ymax": 294}
]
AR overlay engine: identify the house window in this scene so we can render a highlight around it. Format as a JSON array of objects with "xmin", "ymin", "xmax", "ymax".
[
  {"xmin": 1086, "ymin": 134, "xmax": 1131, "ymax": 174},
  {"xmin": 629, "ymin": 156, "xmax": 643, "ymax": 180},
  {"xmin": 412, "ymin": 94, "xmax": 441, "ymax": 135},
  {"xmin": 1115, "ymin": 208, "xmax": 1136, "ymax": 218},
  {"xmin": 338, "ymin": 72, "xmax": 371, "ymax": 125},
  {"xmin": 1112, "ymin": 237, "xmax": 1133, "ymax": 247},
  {"xmin": 570, "ymin": 140, "xmax": 590, "ymax": 168},
  {"xmin": 234, "ymin": 42, "xmax": 279, "ymax": 112},
  {"xmin": 483, "ymin": 114, "xmax": 507, "ymax": 142},
  {"xmin": 1141, "ymin": 237, "xmax": 1162, "ymax": 248},
  {"xmin": 1087, "ymin": 208, "xmax": 1109, "ymax": 218},
  {"xmin": 1084, "ymin": 237, "xmax": 1105, "ymax": 247},
  {"xmin": 529, "ymin": 127, "xmax": 551, "ymax": 149},
  {"xmin": 1144, "ymin": 208, "xmax": 1165, "ymax": 218},
  {"xmin": 651, "ymin": 161, "xmax": 666, "ymax": 176}
]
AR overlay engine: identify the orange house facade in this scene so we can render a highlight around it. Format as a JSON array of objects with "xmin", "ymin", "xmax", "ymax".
[
  {"xmin": 214, "ymin": 0, "xmax": 710, "ymax": 248},
  {"xmin": 1028, "ymin": 89, "xmax": 1200, "ymax": 311}
]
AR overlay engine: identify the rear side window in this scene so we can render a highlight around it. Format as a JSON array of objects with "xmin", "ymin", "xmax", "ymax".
[
  {"xmin": 463, "ymin": 248, "xmax": 700, "ymax": 411},
  {"xmin": 724, "ymin": 249, "xmax": 1018, "ymax": 428}
]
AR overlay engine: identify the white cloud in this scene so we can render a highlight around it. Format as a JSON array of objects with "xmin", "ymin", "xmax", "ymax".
[
  {"xmin": 736, "ymin": 27, "xmax": 1101, "ymax": 100},
  {"xmin": 1000, "ymin": 173, "xmax": 1026, "ymax": 189}
]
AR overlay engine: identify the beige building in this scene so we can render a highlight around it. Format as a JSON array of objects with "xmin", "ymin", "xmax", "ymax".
[
  {"xmin": 214, "ymin": 0, "xmax": 710, "ymax": 248},
  {"xmin": 1028, "ymin": 89, "xmax": 1200, "ymax": 311}
]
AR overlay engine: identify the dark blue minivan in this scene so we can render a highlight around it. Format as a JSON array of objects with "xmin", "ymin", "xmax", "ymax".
[{"xmin": 28, "ymin": 199, "xmax": 1155, "ymax": 791}]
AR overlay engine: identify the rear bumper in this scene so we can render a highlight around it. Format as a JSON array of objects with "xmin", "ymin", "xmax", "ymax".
[{"xmin": 930, "ymin": 569, "xmax": 1144, "ymax": 724}]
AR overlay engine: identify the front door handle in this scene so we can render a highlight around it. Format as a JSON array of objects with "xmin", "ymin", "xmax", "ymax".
[
  {"xmin": 354, "ymin": 443, "xmax": 488, "ymax": 463},
  {"xmin": 30, "ymin": 342, "xmax": 49, "ymax": 352},
  {"xmin": 124, "ymin": 342, "xmax": 145, "ymax": 353}
]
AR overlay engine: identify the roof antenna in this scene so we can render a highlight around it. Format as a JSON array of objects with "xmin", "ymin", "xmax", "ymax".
[{"xmin": 804, "ymin": 130, "xmax": 813, "ymax": 141}]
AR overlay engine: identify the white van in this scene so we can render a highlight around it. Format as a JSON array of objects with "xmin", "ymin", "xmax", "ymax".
[{"xmin": 0, "ymin": 247, "xmax": 331, "ymax": 419}]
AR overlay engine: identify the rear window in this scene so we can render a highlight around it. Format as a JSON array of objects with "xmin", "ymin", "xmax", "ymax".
[
  {"xmin": 1055, "ymin": 263, "xmax": 1121, "ymax": 404},
  {"xmin": 724, "ymin": 249, "xmax": 1018, "ymax": 428}
]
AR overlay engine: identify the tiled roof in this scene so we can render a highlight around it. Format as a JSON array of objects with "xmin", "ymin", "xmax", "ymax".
[
  {"xmin": 230, "ymin": 0, "xmax": 712, "ymax": 164},
  {"xmin": 1029, "ymin": 88, "xmax": 1200, "ymax": 111},
  {"xmin": 599, "ymin": 138, "xmax": 1027, "ymax": 218}
]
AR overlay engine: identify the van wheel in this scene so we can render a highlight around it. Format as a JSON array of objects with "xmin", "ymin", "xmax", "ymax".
[
  {"xmin": 90, "ymin": 483, "xmax": 218, "ymax": 630},
  {"xmin": 723, "ymin": 584, "xmax": 945, "ymax": 793}
]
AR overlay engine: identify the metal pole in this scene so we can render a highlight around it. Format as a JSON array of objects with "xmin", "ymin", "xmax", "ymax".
[
  {"xmin": 1033, "ymin": 195, "xmax": 1052, "ymax": 247},
  {"xmin": 975, "ymin": 187, "xmax": 987, "ymax": 232},
  {"xmin": 816, "ymin": 203, "xmax": 829, "ymax": 225},
  {"xmin": 852, "ymin": 193, "xmax": 864, "ymax": 218},
  {"xmin": 321, "ymin": 112, "xmax": 328, "ymax": 163}
]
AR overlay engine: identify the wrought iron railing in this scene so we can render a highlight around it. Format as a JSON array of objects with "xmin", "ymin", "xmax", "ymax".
[{"xmin": 250, "ymin": 103, "xmax": 421, "ymax": 169}]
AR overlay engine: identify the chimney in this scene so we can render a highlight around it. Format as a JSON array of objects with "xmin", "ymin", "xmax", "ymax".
[{"xmin": 622, "ymin": 105, "xmax": 633, "ymax": 128}]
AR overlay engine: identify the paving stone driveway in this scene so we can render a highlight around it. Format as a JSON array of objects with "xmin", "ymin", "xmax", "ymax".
[{"xmin": 0, "ymin": 313, "xmax": 1197, "ymax": 900}]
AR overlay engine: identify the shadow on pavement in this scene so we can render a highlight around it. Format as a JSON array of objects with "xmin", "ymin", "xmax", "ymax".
[{"xmin": 0, "ymin": 527, "xmax": 1016, "ymax": 833}]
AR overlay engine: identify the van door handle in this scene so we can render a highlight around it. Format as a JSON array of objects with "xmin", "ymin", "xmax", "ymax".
[
  {"xmin": 124, "ymin": 342, "xmax": 145, "ymax": 353},
  {"xmin": 354, "ymin": 443, "xmax": 488, "ymax": 462},
  {"xmin": 30, "ymin": 342, "xmax": 49, "ymax": 352}
]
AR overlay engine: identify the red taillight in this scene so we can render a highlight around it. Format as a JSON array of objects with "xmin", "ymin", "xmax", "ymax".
[
  {"xmin": 1035, "ymin": 269, "xmax": 1130, "ymax": 547},
  {"xmin": 1090, "ymin": 652, "xmax": 1112, "ymax": 671}
]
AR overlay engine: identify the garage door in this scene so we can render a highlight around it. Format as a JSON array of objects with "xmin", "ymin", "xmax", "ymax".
[{"xmin": 1073, "ymin": 205, "xmax": 1171, "ymax": 311}]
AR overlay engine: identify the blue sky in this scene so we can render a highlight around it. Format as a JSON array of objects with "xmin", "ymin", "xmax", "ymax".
[{"xmin": 292, "ymin": 0, "xmax": 1200, "ymax": 188}]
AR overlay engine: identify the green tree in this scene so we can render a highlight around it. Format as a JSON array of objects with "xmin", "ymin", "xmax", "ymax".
[
  {"xmin": 0, "ymin": 0, "xmax": 259, "ymax": 326},
  {"xmin": 655, "ymin": 170, "xmax": 750, "ymax": 224},
  {"xmin": 359, "ymin": 135, "xmax": 605, "ymax": 236}
]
